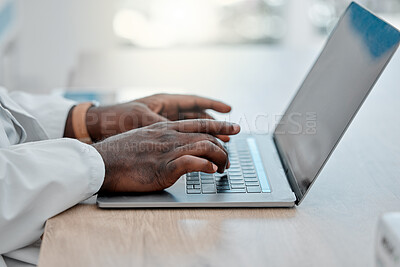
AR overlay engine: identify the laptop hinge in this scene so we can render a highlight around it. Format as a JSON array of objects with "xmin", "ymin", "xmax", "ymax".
[{"xmin": 272, "ymin": 134, "xmax": 304, "ymax": 205}]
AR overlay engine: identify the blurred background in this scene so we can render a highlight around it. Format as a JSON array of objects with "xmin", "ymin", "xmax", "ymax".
[{"xmin": 0, "ymin": 0, "xmax": 399, "ymax": 100}]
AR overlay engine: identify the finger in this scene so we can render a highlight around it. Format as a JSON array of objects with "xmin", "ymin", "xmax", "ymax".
[
  {"xmin": 216, "ymin": 135, "xmax": 230, "ymax": 142},
  {"xmin": 167, "ymin": 155, "xmax": 218, "ymax": 180},
  {"xmin": 141, "ymin": 109, "xmax": 169, "ymax": 126},
  {"xmin": 178, "ymin": 111, "xmax": 215, "ymax": 120},
  {"xmin": 170, "ymin": 119, "xmax": 240, "ymax": 136},
  {"xmin": 175, "ymin": 95, "xmax": 232, "ymax": 113},
  {"xmin": 174, "ymin": 140, "xmax": 229, "ymax": 173},
  {"xmin": 180, "ymin": 130, "xmax": 230, "ymax": 143},
  {"xmin": 177, "ymin": 132, "xmax": 229, "ymax": 159}
]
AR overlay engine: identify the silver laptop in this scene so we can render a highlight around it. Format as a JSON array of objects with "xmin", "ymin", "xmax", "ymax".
[{"xmin": 97, "ymin": 2, "xmax": 400, "ymax": 208}]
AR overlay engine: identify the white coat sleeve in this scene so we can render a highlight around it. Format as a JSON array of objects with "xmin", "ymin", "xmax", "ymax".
[
  {"xmin": 7, "ymin": 92, "xmax": 76, "ymax": 139},
  {"xmin": 0, "ymin": 138, "xmax": 105, "ymax": 255}
]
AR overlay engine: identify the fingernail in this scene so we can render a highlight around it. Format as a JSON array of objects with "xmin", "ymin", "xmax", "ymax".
[
  {"xmin": 212, "ymin": 164, "xmax": 218, "ymax": 172},
  {"xmin": 232, "ymin": 123, "xmax": 240, "ymax": 132}
]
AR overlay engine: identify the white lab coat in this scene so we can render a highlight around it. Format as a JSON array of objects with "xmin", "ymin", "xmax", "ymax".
[{"xmin": 0, "ymin": 87, "xmax": 105, "ymax": 267}]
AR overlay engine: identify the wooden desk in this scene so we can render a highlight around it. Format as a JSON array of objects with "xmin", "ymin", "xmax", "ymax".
[{"xmin": 39, "ymin": 47, "xmax": 400, "ymax": 267}]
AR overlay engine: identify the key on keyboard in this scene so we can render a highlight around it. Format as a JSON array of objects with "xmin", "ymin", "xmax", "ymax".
[{"xmin": 186, "ymin": 138, "xmax": 271, "ymax": 194}]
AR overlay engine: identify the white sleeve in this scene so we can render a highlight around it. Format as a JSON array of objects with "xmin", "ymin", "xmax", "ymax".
[
  {"xmin": 0, "ymin": 138, "xmax": 105, "ymax": 255},
  {"xmin": 7, "ymin": 92, "xmax": 76, "ymax": 139}
]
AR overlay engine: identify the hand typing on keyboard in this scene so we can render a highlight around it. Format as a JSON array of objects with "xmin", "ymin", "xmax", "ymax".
[
  {"xmin": 186, "ymin": 138, "xmax": 271, "ymax": 194},
  {"xmin": 94, "ymin": 120, "xmax": 240, "ymax": 193}
]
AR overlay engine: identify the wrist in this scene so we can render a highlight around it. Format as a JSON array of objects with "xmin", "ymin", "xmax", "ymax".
[
  {"xmin": 69, "ymin": 102, "xmax": 94, "ymax": 143},
  {"xmin": 86, "ymin": 106, "xmax": 102, "ymax": 142},
  {"xmin": 92, "ymin": 141, "xmax": 114, "ymax": 194},
  {"xmin": 92, "ymin": 142, "xmax": 106, "ymax": 193},
  {"xmin": 63, "ymin": 106, "xmax": 75, "ymax": 138},
  {"xmin": 64, "ymin": 103, "xmax": 101, "ymax": 142}
]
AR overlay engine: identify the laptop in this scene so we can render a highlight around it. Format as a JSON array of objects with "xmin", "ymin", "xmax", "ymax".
[{"xmin": 97, "ymin": 2, "xmax": 400, "ymax": 208}]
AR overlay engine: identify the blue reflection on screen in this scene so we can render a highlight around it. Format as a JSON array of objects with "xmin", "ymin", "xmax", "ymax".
[{"xmin": 349, "ymin": 2, "xmax": 400, "ymax": 58}]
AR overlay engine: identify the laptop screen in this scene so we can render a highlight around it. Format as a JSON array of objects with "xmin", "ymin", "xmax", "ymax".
[{"xmin": 273, "ymin": 2, "xmax": 400, "ymax": 203}]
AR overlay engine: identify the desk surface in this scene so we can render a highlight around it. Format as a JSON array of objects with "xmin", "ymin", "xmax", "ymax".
[{"xmin": 39, "ymin": 47, "xmax": 400, "ymax": 267}]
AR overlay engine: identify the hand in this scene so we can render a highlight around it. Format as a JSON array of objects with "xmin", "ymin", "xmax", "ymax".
[
  {"xmin": 86, "ymin": 101, "xmax": 167, "ymax": 142},
  {"xmin": 93, "ymin": 120, "xmax": 240, "ymax": 193},
  {"xmin": 85, "ymin": 94, "xmax": 232, "ymax": 142},
  {"xmin": 135, "ymin": 94, "xmax": 231, "ymax": 121}
]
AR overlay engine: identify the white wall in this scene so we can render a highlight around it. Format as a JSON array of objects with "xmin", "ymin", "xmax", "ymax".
[
  {"xmin": 14, "ymin": 0, "xmax": 397, "ymax": 94},
  {"xmin": 14, "ymin": 0, "xmax": 117, "ymax": 93}
]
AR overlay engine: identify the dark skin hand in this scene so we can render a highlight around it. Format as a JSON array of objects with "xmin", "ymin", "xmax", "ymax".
[
  {"xmin": 64, "ymin": 94, "xmax": 233, "ymax": 142},
  {"xmin": 93, "ymin": 120, "xmax": 240, "ymax": 193}
]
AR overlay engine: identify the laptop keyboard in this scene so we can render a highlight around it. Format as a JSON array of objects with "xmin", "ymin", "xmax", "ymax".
[{"xmin": 186, "ymin": 137, "xmax": 271, "ymax": 194}]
